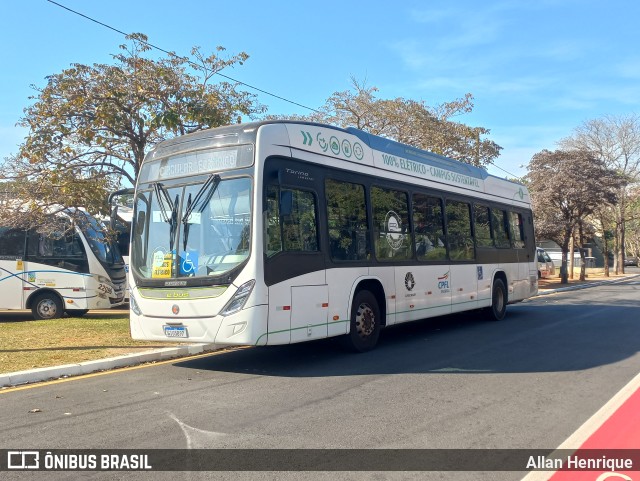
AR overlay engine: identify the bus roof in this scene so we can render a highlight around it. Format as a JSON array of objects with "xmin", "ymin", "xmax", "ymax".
[{"xmin": 142, "ymin": 120, "xmax": 529, "ymax": 205}]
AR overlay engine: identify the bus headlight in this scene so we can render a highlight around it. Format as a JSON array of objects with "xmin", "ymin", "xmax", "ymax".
[
  {"xmin": 130, "ymin": 293, "xmax": 142, "ymax": 316},
  {"xmin": 220, "ymin": 280, "xmax": 255, "ymax": 316}
]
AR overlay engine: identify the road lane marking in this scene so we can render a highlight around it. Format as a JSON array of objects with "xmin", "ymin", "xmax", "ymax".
[{"xmin": 521, "ymin": 371, "xmax": 640, "ymax": 481}]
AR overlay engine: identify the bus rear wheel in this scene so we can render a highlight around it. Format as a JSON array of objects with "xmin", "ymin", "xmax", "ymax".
[
  {"xmin": 343, "ymin": 290, "xmax": 381, "ymax": 352},
  {"xmin": 489, "ymin": 278, "xmax": 507, "ymax": 321},
  {"xmin": 31, "ymin": 293, "xmax": 64, "ymax": 320}
]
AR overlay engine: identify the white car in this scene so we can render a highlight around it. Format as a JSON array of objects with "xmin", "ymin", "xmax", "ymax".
[{"xmin": 537, "ymin": 247, "xmax": 556, "ymax": 279}]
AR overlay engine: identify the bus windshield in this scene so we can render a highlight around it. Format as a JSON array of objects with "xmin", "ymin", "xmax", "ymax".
[
  {"xmin": 131, "ymin": 176, "xmax": 252, "ymax": 284},
  {"xmin": 73, "ymin": 210, "xmax": 124, "ymax": 266}
]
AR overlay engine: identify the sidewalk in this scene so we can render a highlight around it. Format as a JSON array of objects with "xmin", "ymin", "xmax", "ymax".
[
  {"xmin": 537, "ymin": 269, "xmax": 637, "ymax": 293},
  {"xmin": 2, "ymin": 271, "xmax": 638, "ymax": 389}
]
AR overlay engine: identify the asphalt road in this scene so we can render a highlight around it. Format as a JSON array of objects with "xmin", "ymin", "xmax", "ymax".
[{"xmin": 1, "ymin": 277, "xmax": 640, "ymax": 481}]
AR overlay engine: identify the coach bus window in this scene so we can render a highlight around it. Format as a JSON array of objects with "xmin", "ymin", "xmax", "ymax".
[
  {"xmin": 474, "ymin": 204, "xmax": 494, "ymax": 247},
  {"xmin": 26, "ymin": 224, "xmax": 87, "ymax": 272},
  {"xmin": 372, "ymin": 186, "xmax": 412, "ymax": 261},
  {"xmin": 265, "ymin": 185, "xmax": 318, "ymax": 257},
  {"xmin": 509, "ymin": 211, "xmax": 525, "ymax": 249},
  {"xmin": 326, "ymin": 179, "xmax": 369, "ymax": 261},
  {"xmin": 0, "ymin": 227, "xmax": 26, "ymax": 257},
  {"xmin": 446, "ymin": 201, "xmax": 474, "ymax": 261},
  {"xmin": 491, "ymin": 208, "xmax": 511, "ymax": 248},
  {"xmin": 412, "ymin": 193, "xmax": 447, "ymax": 261}
]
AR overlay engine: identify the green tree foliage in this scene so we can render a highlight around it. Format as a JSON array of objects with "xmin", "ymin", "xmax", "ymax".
[
  {"xmin": 271, "ymin": 79, "xmax": 501, "ymax": 167},
  {"xmin": 526, "ymin": 149, "xmax": 623, "ymax": 283},
  {"xmin": 0, "ymin": 33, "xmax": 264, "ymax": 229}
]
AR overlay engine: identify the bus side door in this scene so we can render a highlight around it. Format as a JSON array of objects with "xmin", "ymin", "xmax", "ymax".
[
  {"xmin": 450, "ymin": 264, "xmax": 479, "ymax": 313},
  {"xmin": 0, "ymin": 259, "xmax": 27, "ymax": 310},
  {"xmin": 0, "ymin": 228, "xmax": 29, "ymax": 310}
]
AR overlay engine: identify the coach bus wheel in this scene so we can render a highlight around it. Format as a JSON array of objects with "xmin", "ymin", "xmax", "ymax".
[
  {"xmin": 343, "ymin": 290, "xmax": 381, "ymax": 352},
  {"xmin": 66, "ymin": 309, "xmax": 89, "ymax": 317},
  {"xmin": 489, "ymin": 278, "xmax": 507, "ymax": 321},
  {"xmin": 31, "ymin": 293, "xmax": 64, "ymax": 320}
]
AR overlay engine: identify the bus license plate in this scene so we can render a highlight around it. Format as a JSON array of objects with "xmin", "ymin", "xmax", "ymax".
[{"xmin": 163, "ymin": 325, "xmax": 188, "ymax": 338}]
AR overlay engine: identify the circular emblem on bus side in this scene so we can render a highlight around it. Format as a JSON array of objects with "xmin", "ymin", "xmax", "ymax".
[
  {"xmin": 405, "ymin": 272, "xmax": 415, "ymax": 291},
  {"xmin": 172, "ymin": 304, "xmax": 180, "ymax": 315},
  {"xmin": 385, "ymin": 211, "xmax": 404, "ymax": 251}
]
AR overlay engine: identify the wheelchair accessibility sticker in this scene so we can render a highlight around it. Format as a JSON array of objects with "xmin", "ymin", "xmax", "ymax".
[{"xmin": 179, "ymin": 250, "xmax": 199, "ymax": 276}]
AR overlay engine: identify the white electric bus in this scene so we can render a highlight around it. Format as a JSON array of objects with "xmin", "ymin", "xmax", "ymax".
[
  {"xmin": 128, "ymin": 121, "xmax": 537, "ymax": 351},
  {"xmin": 0, "ymin": 208, "xmax": 127, "ymax": 320}
]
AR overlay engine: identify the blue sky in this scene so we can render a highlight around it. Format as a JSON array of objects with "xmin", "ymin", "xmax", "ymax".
[{"xmin": 2, "ymin": 0, "xmax": 640, "ymax": 179}]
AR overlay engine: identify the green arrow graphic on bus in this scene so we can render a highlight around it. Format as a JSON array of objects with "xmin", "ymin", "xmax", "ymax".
[{"xmin": 301, "ymin": 131, "xmax": 313, "ymax": 146}]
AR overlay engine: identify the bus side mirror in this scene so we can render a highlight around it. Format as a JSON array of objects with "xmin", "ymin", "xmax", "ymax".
[{"xmin": 279, "ymin": 190, "xmax": 293, "ymax": 217}]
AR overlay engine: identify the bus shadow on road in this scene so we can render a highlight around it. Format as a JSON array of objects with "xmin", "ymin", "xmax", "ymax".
[{"xmin": 175, "ymin": 301, "xmax": 640, "ymax": 378}]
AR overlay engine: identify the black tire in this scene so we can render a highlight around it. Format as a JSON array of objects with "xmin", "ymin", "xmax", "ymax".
[
  {"xmin": 489, "ymin": 278, "xmax": 508, "ymax": 321},
  {"xmin": 343, "ymin": 290, "xmax": 382, "ymax": 352},
  {"xmin": 66, "ymin": 309, "xmax": 89, "ymax": 317},
  {"xmin": 31, "ymin": 292, "xmax": 64, "ymax": 320}
]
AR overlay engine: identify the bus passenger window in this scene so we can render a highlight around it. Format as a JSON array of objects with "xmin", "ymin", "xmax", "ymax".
[
  {"xmin": 446, "ymin": 200, "xmax": 474, "ymax": 261},
  {"xmin": 326, "ymin": 179, "xmax": 369, "ymax": 261},
  {"xmin": 492, "ymin": 208, "xmax": 511, "ymax": 248},
  {"xmin": 412, "ymin": 193, "xmax": 447, "ymax": 261},
  {"xmin": 265, "ymin": 185, "xmax": 318, "ymax": 256},
  {"xmin": 372, "ymin": 186, "xmax": 412, "ymax": 261},
  {"xmin": 265, "ymin": 185, "xmax": 282, "ymax": 257},
  {"xmin": 474, "ymin": 204, "xmax": 494, "ymax": 247},
  {"xmin": 509, "ymin": 211, "xmax": 525, "ymax": 249}
]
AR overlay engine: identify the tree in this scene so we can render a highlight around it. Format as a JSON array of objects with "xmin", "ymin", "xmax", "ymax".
[
  {"xmin": 0, "ymin": 33, "xmax": 264, "ymax": 229},
  {"xmin": 271, "ymin": 79, "xmax": 502, "ymax": 167},
  {"xmin": 559, "ymin": 114, "xmax": 640, "ymax": 273},
  {"xmin": 626, "ymin": 186, "xmax": 640, "ymax": 258},
  {"xmin": 526, "ymin": 149, "xmax": 622, "ymax": 283}
]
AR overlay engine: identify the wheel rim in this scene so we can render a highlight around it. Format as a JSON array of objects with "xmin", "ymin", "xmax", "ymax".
[
  {"xmin": 37, "ymin": 299, "xmax": 59, "ymax": 319},
  {"xmin": 355, "ymin": 302, "xmax": 375, "ymax": 339},
  {"xmin": 494, "ymin": 288, "xmax": 505, "ymax": 314}
]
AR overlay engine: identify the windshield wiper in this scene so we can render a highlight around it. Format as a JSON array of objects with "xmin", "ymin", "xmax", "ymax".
[
  {"xmin": 182, "ymin": 174, "xmax": 221, "ymax": 251},
  {"xmin": 154, "ymin": 182, "xmax": 179, "ymax": 252}
]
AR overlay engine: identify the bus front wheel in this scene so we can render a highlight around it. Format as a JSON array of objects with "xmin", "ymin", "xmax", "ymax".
[
  {"xmin": 489, "ymin": 278, "xmax": 507, "ymax": 321},
  {"xmin": 343, "ymin": 290, "xmax": 381, "ymax": 352},
  {"xmin": 31, "ymin": 293, "xmax": 64, "ymax": 320}
]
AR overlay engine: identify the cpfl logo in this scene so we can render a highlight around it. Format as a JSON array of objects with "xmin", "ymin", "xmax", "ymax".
[{"xmin": 438, "ymin": 272, "xmax": 450, "ymax": 290}]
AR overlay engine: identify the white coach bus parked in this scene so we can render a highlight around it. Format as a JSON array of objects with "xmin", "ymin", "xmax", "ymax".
[
  {"xmin": 128, "ymin": 121, "xmax": 537, "ymax": 351},
  {"xmin": 0, "ymin": 208, "xmax": 126, "ymax": 319}
]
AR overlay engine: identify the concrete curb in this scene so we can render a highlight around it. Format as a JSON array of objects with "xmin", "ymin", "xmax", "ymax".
[{"xmin": 0, "ymin": 343, "xmax": 217, "ymax": 388}]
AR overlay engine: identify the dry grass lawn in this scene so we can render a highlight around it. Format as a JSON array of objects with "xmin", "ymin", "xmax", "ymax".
[{"xmin": 0, "ymin": 310, "xmax": 178, "ymax": 374}]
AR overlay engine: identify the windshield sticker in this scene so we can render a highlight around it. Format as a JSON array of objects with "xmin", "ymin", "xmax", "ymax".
[
  {"xmin": 152, "ymin": 250, "xmax": 173, "ymax": 278},
  {"xmin": 184, "ymin": 212, "xmax": 202, "ymax": 225},
  {"xmin": 179, "ymin": 250, "xmax": 199, "ymax": 276},
  {"xmin": 152, "ymin": 211, "xmax": 173, "ymax": 223},
  {"xmin": 385, "ymin": 211, "xmax": 405, "ymax": 251}
]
